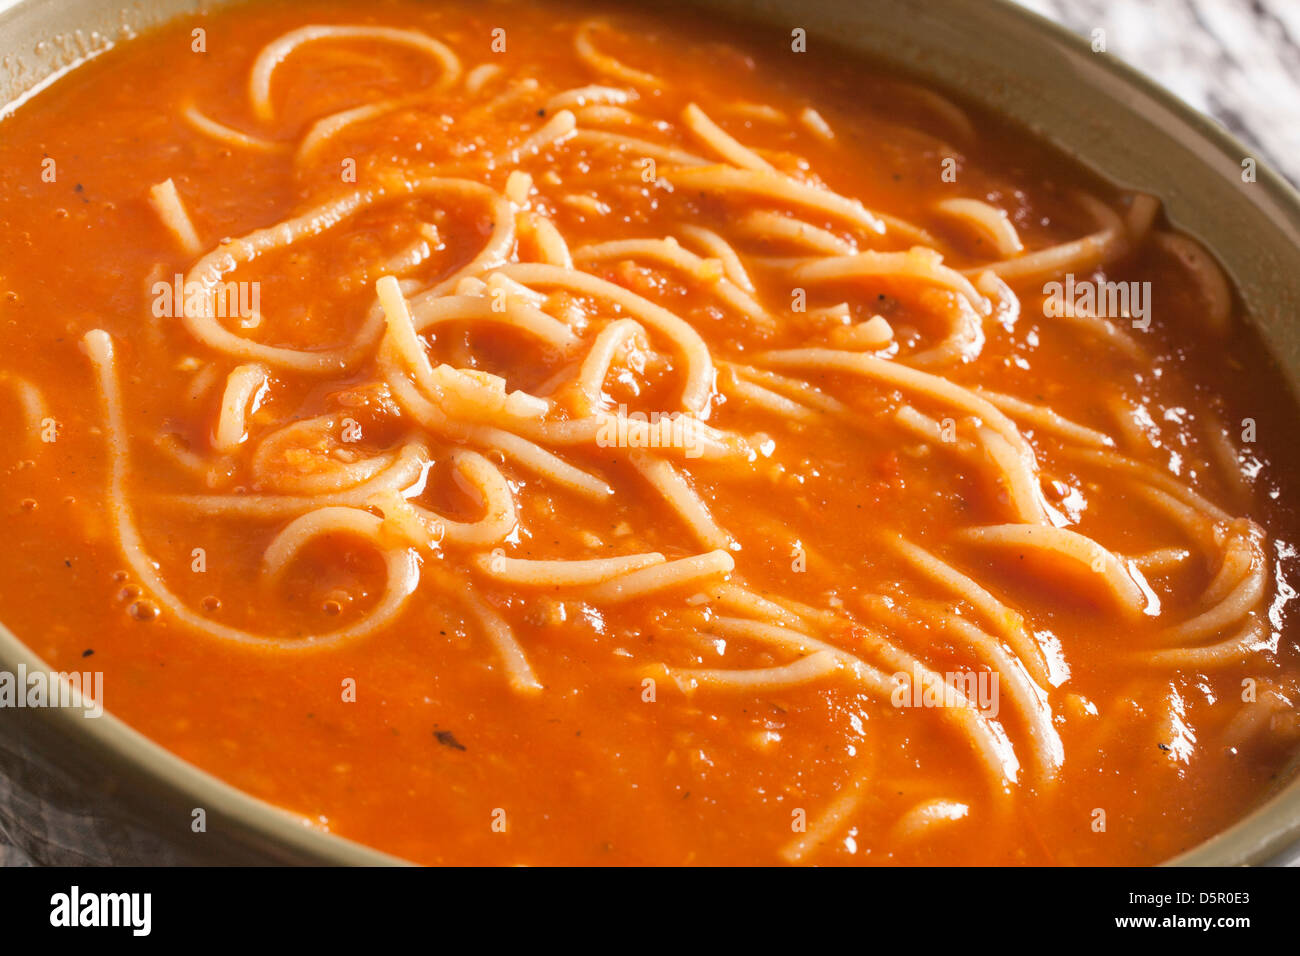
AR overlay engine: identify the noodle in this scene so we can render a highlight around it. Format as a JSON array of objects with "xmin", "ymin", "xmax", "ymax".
[
  {"xmin": 182, "ymin": 175, "xmax": 513, "ymax": 373},
  {"xmin": 182, "ymin": 103, "xmax": 288, "ymax": 153},
  {"xmin": 212, "ymin": 364, "xmax": 270, "ymax": 453},
  {"xmin": 583, "ymin": 550, "xmax": 735, "ymax": 603},
  {"xmin": 574, "ymin": 18, "xmax": 662, "ymax": 87},
  {"xmin": 82, "ymin": 329, "xmax": 421, "ymax": 650},
  {"xmin": 935, "ymin": 198, "xmax": 1023, "ymax": 256},
  {"xmin": 682, "ymin": 102, "xmax": 776, "ymax": 172},
  {"xmin": 249, "ymin": 24, "xmax": 461, "ymax": 121},
  {"xmin": 148, "ymin": 178, "xmax": 202, "ymax": 256}
]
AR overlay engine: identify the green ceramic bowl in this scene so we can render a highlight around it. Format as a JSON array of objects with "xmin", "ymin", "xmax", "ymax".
[{"xmin": 1, "ymin": 0, "xmax": 1297, "ymax": 865}]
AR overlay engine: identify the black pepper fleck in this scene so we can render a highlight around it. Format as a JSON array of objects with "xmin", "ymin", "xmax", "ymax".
[{"xmin": 435, "ymin": 729, "xmax": 466, "ymax": 751}]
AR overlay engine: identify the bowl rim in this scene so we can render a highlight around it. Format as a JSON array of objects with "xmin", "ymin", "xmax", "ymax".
[{"xmin": 0, "ymin": 0, "xmax": 1298, "ymax": 866}]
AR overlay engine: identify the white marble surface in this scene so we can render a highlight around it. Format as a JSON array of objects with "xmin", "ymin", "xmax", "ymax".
[{"xmin": 1015, "ymin": 0, "xmax": 1300, "ymax": 185}]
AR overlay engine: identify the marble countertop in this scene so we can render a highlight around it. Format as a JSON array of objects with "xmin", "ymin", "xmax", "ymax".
[{"xmin": 1015, "ymin": 0, "xmax": 1300, "ymax": 186}]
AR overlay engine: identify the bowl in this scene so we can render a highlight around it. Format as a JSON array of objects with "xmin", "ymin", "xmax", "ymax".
[{"xmin": 1, "ymin": 0, "xmax": 1297, "ymax": 866}]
